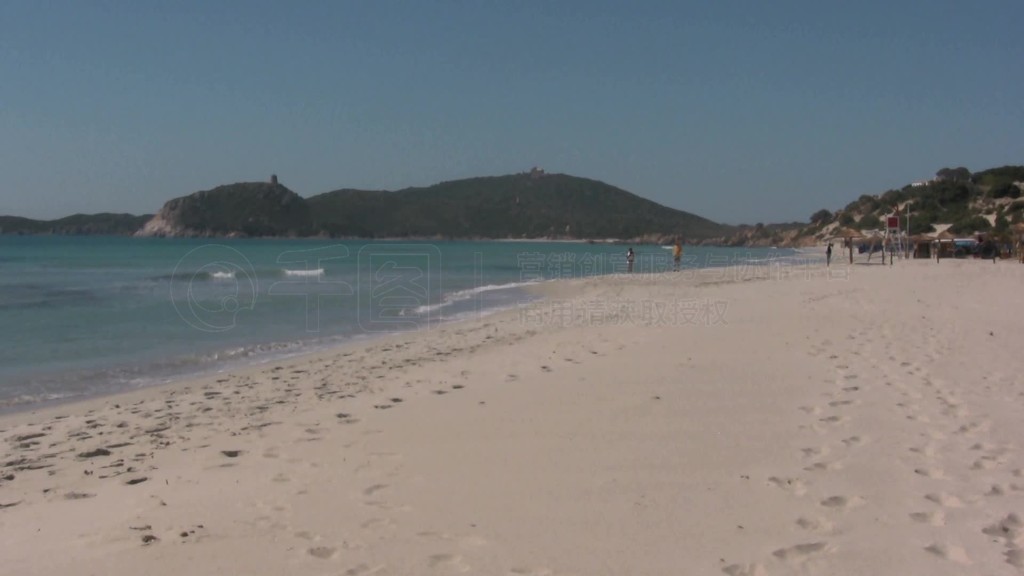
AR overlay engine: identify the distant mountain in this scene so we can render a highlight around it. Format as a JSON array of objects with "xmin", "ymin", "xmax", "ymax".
[
  {"xmin": 136, "ymin": 182, "xmax": 313, "ymax": 237},
  {"xmin": 306, "ymin": 173, "xmax": 728, "ymax": 240},
  {"xmin": 0, "ymin": 213, "xmax": 151, "ymax": 235},
  {"xmin": 125, "ymin": 172, "xmax": 727, "ymax": 240}
]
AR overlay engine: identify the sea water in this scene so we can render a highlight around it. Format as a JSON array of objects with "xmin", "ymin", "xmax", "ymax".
[{"xmin": 0, "ymin": 236, "xmax": 802, "ymax": 409}]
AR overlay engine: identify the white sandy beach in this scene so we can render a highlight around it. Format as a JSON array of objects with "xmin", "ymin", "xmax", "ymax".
[{"xmin": 2, "ymin": 258, "xmax": 1023, "ymax": 575}]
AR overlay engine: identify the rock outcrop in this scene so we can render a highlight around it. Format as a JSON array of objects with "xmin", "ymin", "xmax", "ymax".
[{"xmin": 135, "ymin": 182, "xmax": 313, "ymax": 238}]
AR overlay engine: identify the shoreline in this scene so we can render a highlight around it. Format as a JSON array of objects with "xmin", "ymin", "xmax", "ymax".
[
  {"xmin": 3, "ymin": 258, "xmax": 1022, "ymax": 575},
  {"xmin": 0, "ymin": 294, "xmax": 539, "ymax": 420},
  {"xmin": 0, "ymin": 257, "xmax": 852, "ymax": 420},
  {"xmin": 0, "ymin": 244, "xmax": 803, "ymax": 415}
]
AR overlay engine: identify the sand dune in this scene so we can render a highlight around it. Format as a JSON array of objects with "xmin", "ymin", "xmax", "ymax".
[{"xmin": 2, "ymin": 258, "xmax": 1023, "ymax": 575}]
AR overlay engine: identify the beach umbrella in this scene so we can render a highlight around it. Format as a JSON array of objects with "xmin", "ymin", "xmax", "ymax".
[{"xmin": 827, "ymin": 227, "xmax": 863, "ymax": 263}]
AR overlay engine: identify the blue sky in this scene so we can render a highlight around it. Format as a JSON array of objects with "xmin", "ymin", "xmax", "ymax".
[{"xmin": 1, "ymin": 1, "xmax": 1021, "ymax": 225}]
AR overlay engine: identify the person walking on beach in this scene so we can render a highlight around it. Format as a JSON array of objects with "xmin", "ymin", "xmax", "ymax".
[
  {"xmin": 626, "ymin": 247, "xmax": 635, "ymax": 273},
  {"xmin": 826, "ymin": 243, "xmax": 833, "ymax": 267},
  {"xmin": 673, "ymin": 239, "xmax": 683, "ymax": 271}
]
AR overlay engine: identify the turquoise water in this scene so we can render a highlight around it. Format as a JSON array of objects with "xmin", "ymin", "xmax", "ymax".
[{"xmin": 0, "ymin": 236, "xmax": 799, "ymax": 409}]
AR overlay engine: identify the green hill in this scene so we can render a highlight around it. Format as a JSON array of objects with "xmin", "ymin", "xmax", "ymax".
[
  {"xmin": 307, "ymin": 173, "xmax": 727, "ymax": 240},
  {"xmin": 723, "ymin": 164, "xmax": 1024, "ymax": 247},
  {"xmin": 136, "ymin": 182, "xmax": 313, "ymax": 237},
  {"xmin": 5, "ymin": 173, "xmax": 726, "ymax": 241},
  {"xmin": 823, "ymin": 165, "xmax": 1024, "ymax": 237}
]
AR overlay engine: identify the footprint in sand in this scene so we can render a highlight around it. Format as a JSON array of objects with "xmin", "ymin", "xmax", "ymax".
[
  {"xmin": 971, "ymin": 454, "xmax": 1006, "ymax": 471},
  {"xmin": 427, "ymin": 553, "xmax": 470, "ymax": 572},
  {"xmin": 796, "ymin": 516, "xmax": 834, "ymax": 532},
  {"xmin": 841, "ymin": 436, "xmax": 864, "ymax": 447},
  {"xmin": 982, "ymin": 513, "xmax": 1022, "ymax": 543},
  {"xmin": 772, "ymin": 541, "xmax": 831, "ymax": 561},
  {"xmin": 924, "ymin": 493, "xmax": 963, "ymax": 508},
  {"xmin": 820, "ymin": 495, "xmax": 864, "ymax": 510},
  {"xmin": 913, "ymin": 467, "xmax": 945, "ymax": 479},
  {"xmin": 817, "ymin": 415, "xmax": 848, "ymax": 426},
  {"xmin": 768, "ymin": 476, "xmax": 808, "ymax": 496},
  {"xmin": 955, "ymin": 420, "xmax": 992, "ymax": 436},
  {"xmin": 804, "ymin": 460, "xmax": 843, "ymax": 473},
  {"xmin": 363, "ymin": 483, "xmax": 388, "ymax": 496},
  {"xmin": 721, "ymin": 563, "xmax": 768, "ymax": 576},
  {"xmin": 343, "ymin": 563, "xmax": 387, "ymax": 575},
  {"xmin": 308, "ymin": 546, "xmax": 338, "ymax": 560},
  {"xmin": 924, "ymin": 543, "xmax": 971, "ymax": 565},
  {"xmin": 909, "ymin": 511, "xmax": 946, "ymax": 526},
  {"xmin": 986, "ymin": 484, "xmax": 1007, "ymax": 496},
  {"xmin": 801, "ymin": 446, "xmax": 829, "ymax": 459},
  {"xmin": 908, "ymin": 444, "xmax": 938, "ymax": 458}
]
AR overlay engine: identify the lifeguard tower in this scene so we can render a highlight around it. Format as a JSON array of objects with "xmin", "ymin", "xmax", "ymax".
[{"xmin": 884, "ymin": 211, "xmax": 905, "ymax": 264}]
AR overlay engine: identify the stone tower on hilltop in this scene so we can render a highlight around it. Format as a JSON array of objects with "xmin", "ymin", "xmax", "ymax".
[{"xmin": 270, "ymin": 174, "xmax": 279, "ymax": 185}]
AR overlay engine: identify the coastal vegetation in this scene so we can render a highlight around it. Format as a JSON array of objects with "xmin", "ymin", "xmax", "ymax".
[
  {"xmin": 735, "ymin": 164, "xmax": 1024, "ymax": 247},
  {"xmin": 3, "ymin": 165, "xmax": 1021, "ymax": 246},
  {"xmin": 134, "ymin": 182, "xmax": 314, "ymax": 237}
]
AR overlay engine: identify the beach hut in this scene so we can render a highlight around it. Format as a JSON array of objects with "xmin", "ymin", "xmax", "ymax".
[
  {"xmin": 935, "ymin": 229, "xmax": 957, "ymax": 261},
  {"xmin": 910, "ymin": 234, "xmax": 935, "ymax": 259},
  {"xmin": 828, "ymin": 227, "xmax": 863, "ymax": 264}
]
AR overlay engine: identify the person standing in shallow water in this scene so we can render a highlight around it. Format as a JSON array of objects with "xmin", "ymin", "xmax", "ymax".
[
  {"xmin": 626, "ymin": 247, "xmax": 635, "ymax": 273},
  {"xmin": 673, "ymin": 239, "xmax": 683, "ymax": 271},
  {"xmin": 826, "ymin": 243, "xmax": 833, "ymax": 267}
]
